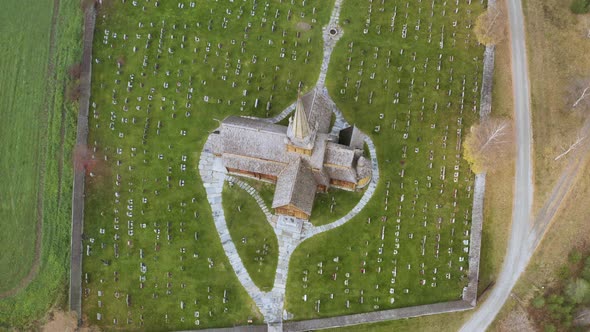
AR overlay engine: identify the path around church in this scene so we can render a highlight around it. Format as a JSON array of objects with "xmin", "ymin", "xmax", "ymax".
[
  {"xmin": 197, "ymin": 3, "xmax": 382, "ymax": 329},
  {"xmin": 198, "ymin": 125, "xmax": 379, "ymax": 330}
]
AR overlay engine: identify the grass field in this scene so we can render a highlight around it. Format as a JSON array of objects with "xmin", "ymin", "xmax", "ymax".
[
  {"xmin": 284, "ymin": 0, "xmax": 484, "ymax": 320},
  {"xmin": 0, "ymin": 0, "xmax": 54, "ymax": 294},
  {"xmin": 0, "ymin": 0, "xmax": 83, "ymax": 327}
]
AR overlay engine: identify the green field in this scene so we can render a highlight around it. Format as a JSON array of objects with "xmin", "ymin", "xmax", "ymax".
[
  {"xmin": 0, "ymin": 0, "xmax": 54, "ymax": 294},
  {"xmin": 81, "ymin": 0, "xmax": 484, "ymax": 329},
  {"xmin": 0, "ymin": 0, "xmax": 83, "ymax": 327}
]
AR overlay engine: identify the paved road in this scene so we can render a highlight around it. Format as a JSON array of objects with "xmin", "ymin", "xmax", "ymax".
[{"xmin": 459, "ymin": 0, "xmax": 534, "ymax": 330}]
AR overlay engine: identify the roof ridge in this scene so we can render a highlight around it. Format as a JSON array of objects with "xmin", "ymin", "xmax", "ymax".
[{"xmin": 286, "ymin": 158, "xmax": 302, "ymax": 202}]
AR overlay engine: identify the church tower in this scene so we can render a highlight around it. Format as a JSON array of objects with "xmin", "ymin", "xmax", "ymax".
[{"xmin": 286, "ymin": 90, "xmax": 316, "ymax": 155}]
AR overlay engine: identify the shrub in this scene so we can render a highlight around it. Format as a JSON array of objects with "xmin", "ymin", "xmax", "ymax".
[
  {"xmin": 570, "ymin": 0, "xmax": 590, "ymax": 14},
  {"xmin": 582, "ymin": 257, "xmax": 590, "ymax": 280},
  {"xmin": 532, "ymin": 295, "xmax": 546, "ymax": 308},
  {"xmin": 569, "ymin": 249, "xmax": 583, "ymax": 264},
  {"xmin": 565, "ymin": 278, "xmax": 590, "ymax": 304},
  {"xmin": 557, "ymin": 265, "xmax": 572, "ymax": 280}
]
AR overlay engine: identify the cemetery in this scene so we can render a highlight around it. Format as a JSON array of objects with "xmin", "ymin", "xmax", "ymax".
[{"xmin": 80, "ymin": 0, "xmax": 486, "ymax": 330}]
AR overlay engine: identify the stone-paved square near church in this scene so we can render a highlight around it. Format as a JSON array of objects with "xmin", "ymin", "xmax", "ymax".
[{"xmin": 80, "ymin": 0, "xmax": 485, "ymax": 330}]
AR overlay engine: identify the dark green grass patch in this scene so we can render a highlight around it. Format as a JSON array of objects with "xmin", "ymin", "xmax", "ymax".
[{"xmin": 570, "ymin": 0, "xmax": 590, "ymax": 14}]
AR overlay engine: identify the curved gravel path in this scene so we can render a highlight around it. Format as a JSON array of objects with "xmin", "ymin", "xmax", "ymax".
[{"xmin": 197, "ymin": 1, "xmax": 381, "ymax": 329}]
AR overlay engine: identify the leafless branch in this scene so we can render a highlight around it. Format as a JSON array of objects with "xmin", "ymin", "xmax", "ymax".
[
  {"xmin": 572, "ymin": 86, "xmax": 590, "ymax": 109},
  {"xmin": 554, "ymin": 135, "xmax": 586, "ymax": 160}
]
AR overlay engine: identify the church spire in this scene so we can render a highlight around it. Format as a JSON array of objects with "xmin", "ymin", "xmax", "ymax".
[{"xmin": 291, "ymin": 89, "xmax": 311, "ymax": 140}]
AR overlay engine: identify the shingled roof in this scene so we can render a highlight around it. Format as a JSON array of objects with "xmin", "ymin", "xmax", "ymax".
[
  {"xmin": 323, "ymin": 142, "xmax": 358, "ymax": 183},
  {"xmin": 272, "ymin": 158, "xmax": 317, "ymax": 215},
  {"xmin": 301, "ymin": 88, "xmax": 332, "ymax": 134},
  {"xmin": 220, "ymin": 116, "xmax": 290, "ymax": 164},
  {"xmin": 209, "ymin": 89, "xmax": 373, "ymax": 219}
]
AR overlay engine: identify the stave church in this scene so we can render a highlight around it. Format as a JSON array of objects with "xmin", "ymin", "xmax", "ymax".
[{"xmin": 209, "ymin": 88, "xmax": 372, "ymax": 220}]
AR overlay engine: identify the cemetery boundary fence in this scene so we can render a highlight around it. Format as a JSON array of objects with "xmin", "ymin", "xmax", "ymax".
[
  {"xmin": 69, "ymin": 4, "xmax": 96, "ymax": 325},
  {"xmin": 68, "ymin": 0, "xmax": 497, "ymax": 329}
]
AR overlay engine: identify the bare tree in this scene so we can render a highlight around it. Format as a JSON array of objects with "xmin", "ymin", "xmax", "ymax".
[
  {"xmin": 463, "ymin": 118, "xmax": 515, "ymax": 173},
  {"xmin": 572, "ymin": 86, "xmax": 590, "ymax": 109},
  {"xmin": 554, "ymin": 134, "xmax": 586, "ymax": 160},
  {"xmin": 568, "ymin": 78, "xmax": 590, "ymax": 111}
]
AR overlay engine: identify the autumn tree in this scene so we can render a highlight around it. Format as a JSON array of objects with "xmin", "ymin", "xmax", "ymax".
[
  {"xmin": 474, "ymin": 5, "xmax": 507, "ymax": 46},
  {"xmin": 463, "ymin": 118, "xmax": 514, "ymax": 173}
]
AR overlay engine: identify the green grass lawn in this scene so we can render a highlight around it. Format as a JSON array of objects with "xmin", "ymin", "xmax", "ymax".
[
  {"xmin": 0, "ymin": 0, "xmax": 83, "ymax": 327},
  {"xmin": 285, "ymin": 0, "xmax": 484, "ymax": 320},
  {"xmin": 311, "ymin": 189, "xmax": 364, "ymax": 227},
  {"xmin": 223, "ymin": 183, "xmax": 278, "ymax": 291},
  {"xmin": 238, "ymin": 178, "xmax": 276, "ymax": 210},
  {"xmin": 0, "ymin": 0, "xmax": 54, "ymax": 294},
  {"xmin": 82, "ymin": 0, "xmax": 335, "ymax": 330}
]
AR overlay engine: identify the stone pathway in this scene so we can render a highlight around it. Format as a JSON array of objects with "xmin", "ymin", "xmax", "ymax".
[
  {"xmin": 302, "ymin": 137, "xmax": 379, "ymax": 239},
  {"xmin": 245, "ymin": 101, "xmax": 297, "ymax": 124},
  {"xmin": 246, "ymin": 0, "xmax": 344, "ymax": 126},
  {"xmin": 199, "ymin": 133, "xmax": 379, "ymax": 330},
  {"xmin": 198, "ymin": 1, "xmax": 381, "ymax": 330},
  {"xmin": 317, "ymin": 0, "xmax": 344, "ymax": 89},
  {"xmin": 226, "ymin": 176, "xmax": 275, "ymax": 225}
]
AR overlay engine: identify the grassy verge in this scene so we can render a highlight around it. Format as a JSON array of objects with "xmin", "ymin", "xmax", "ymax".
[
  {"xmin": 223, "ymin": 183, "xmax": 278, "ymax": 291},
  {"xmin": 325, "ymin": 310, "xmax": 472, "ymax": 332},
  {"xmin": 477, "ymin": 13, "xmax": 515, "ymax": 294},
  {"xmin": 0, "ymin": 0, "xmax": 83, "ymax": 327},
  {"xmin": 523, "ymin": 0, "xmax": 590, "ymax": 211}
]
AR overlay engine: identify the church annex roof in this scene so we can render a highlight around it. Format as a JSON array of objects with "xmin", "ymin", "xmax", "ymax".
[{"xmin": 272, "ymin": 158, "xmax": 317, "ymax": 215}]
